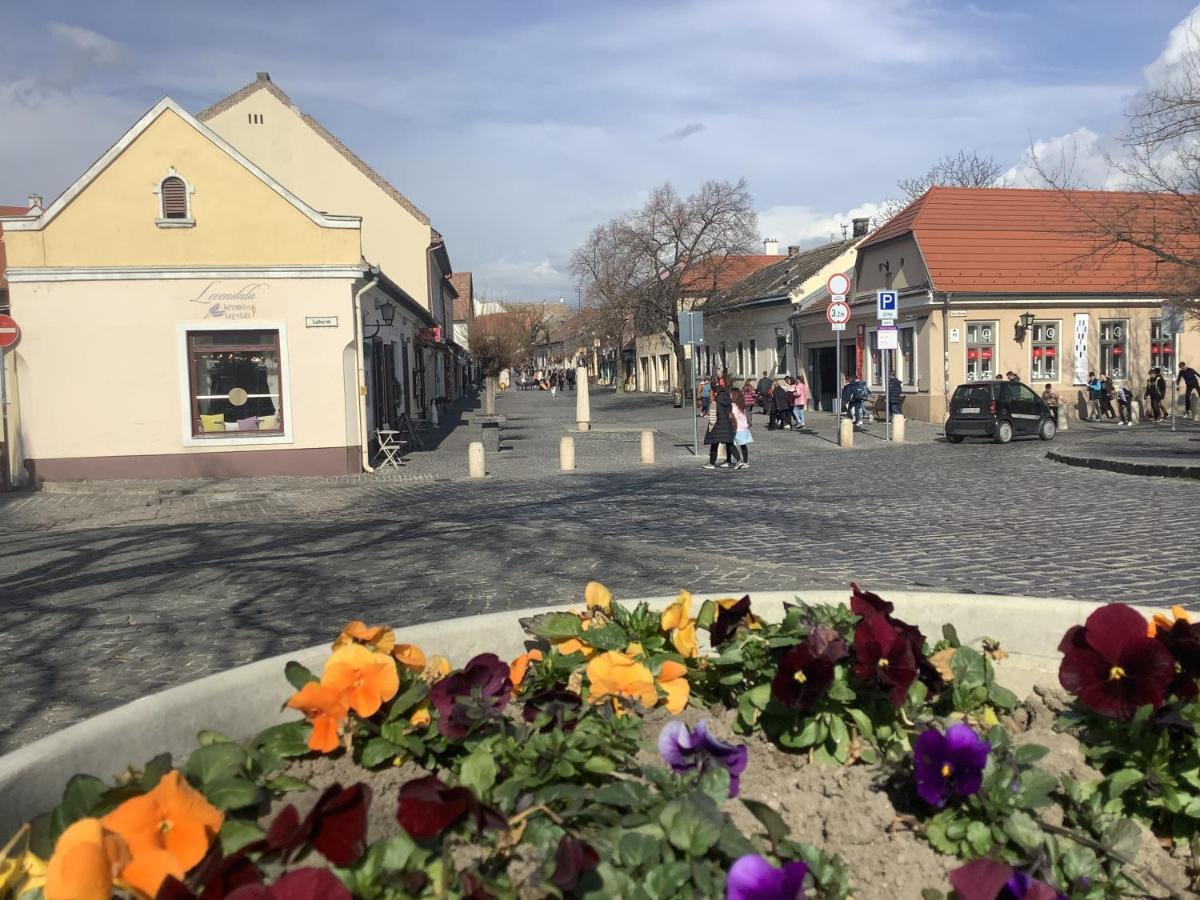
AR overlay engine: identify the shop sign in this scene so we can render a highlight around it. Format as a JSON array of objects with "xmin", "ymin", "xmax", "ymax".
[
  {"xmin": 305, "ymin": 316, "xmax": 339, "ymax": 328},
  {"xmin": 1073, "ymin": 314, "xmax": 1089, "ymax": 384},
  {"xmin": 877, "ymin": 324, "xmax": 899, "ymax": 350},
  {"xmin": 187, "ymin": 281, "xmax": 268, "ymax": 320},
  {"xmin": 418, "ymin": 326, "xmax": 443, "ymax": 343}
]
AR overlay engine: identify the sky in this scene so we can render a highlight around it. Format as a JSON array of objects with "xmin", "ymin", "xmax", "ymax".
[{"xmin": 2, "ymin": 0, "xmax": 1198, "ymax": 302}]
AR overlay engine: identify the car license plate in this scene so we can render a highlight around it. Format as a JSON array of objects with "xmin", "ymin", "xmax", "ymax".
[{"xmin": 958, "ymin": 407, "xmax": 980, "ymax": 413}]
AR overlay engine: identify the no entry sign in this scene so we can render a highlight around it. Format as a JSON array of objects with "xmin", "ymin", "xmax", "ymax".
[
  {"xmin": 0, "ymin": 314, "xmax": 19, "ymax": 350},
  {"xmin": 826, "ymin": 272, "xmax": 851, "ymax": 297}
]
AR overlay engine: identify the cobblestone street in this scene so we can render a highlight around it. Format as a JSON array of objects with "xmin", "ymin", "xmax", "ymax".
[{"xmin": 1, "ymin": 387, "xmax": 1196, "ymax": 751}]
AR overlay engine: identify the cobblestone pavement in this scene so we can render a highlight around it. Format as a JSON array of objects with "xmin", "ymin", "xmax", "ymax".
[{"xmin": 0, "ymin": 387, "xmax": 1196, "ymax": 751}]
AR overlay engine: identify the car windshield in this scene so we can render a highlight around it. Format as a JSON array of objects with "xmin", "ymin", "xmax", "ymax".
[{"xmin": 952, "ymin": 386, "xmax": 992, "ymax": 407}]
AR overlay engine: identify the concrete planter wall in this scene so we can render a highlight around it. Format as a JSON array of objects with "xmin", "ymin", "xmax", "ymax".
[{"xmin": 0, "ymin": 590, "xmax": 1172, "ymax": 841}]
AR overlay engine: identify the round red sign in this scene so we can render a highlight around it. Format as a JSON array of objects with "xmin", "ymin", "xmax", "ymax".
[{"xmin": 0, "ymin": 314, "xmax": 19, "ymax": 350}]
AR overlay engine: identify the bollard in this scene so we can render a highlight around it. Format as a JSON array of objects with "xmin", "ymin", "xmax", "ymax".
[
  {"xmin": 576, "ymin": 366, "xmax": 591, "ymax": 432},
  {"xmin": 468, "ymin": 441, "xmax": 486, "ymax": 478},
  {"xmin": 640, "ymin": 430, "xmax": 655, "ymax": 464},
  {"xmin": 891, "ymin": 414, "xmax": 905, "ymax": 443},
  {"xmin": 560, "ymin": 435, "xmax": 576, "ymax": 471},
  {"xmin": 1056, "ymin": 405, "xmax": 1068, "ymax": 432},
  {"xmin": 838, "ymin": 417, "xmax": 854, "ymax": 448}
]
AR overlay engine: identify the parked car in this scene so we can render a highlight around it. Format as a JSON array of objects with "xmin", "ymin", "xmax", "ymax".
[{"xmin": 945, "ymin": 380, "xmax": 1056, "ymax": 444}]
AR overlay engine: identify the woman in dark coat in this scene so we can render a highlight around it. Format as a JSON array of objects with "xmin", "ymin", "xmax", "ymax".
[
  {"xmin": 704, "ymin": 379, "xmax": 737, "ymax": 468},
  {"xmin": 770, "ymin": 378, "xmax": 793, "ymax": 430}
]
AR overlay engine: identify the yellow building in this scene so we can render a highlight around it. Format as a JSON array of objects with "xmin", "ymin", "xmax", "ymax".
[{"xmin": 1, "ymin": 97, "xmax": 427, "ymax": 481}]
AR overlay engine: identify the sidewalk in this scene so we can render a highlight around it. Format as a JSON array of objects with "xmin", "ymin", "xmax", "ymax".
[{"xmin": 1045, "ymin": 417, "xmax": 1200, "ymax": 479}]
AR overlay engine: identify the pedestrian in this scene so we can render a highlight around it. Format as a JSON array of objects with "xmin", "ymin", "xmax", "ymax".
[
  {"xmin": 703, "ymin": 377, "xmax": 737, "ymax": 469},
  {"xmin": 842, "ymin": 376, "xmax": 868, "ymax": 425},
  {"xmin": 549, "ymin": 371, "xmax": 558, "ymax": 398},
  {"xmin": 771, "ymin": 378, "xmax": 793, "ymax": 430},
  {"xmin": 1144, "ymin": 368, "xmax": 1168, "ymax": 422},
  {"xmin": 566, "ymin": 368, "xmax": 576, "ymax": 391},
  {"xmin": 887, "ymin": 371, "xmax": 903, "ymax": 415},
  {"xmin": 756, "ymin": 371, "xmax": 772, "ymax": 415},
  {"xmin": 731, "ymin": 389, "xmax": 753, "ymax": 469},
  {"xmin": 791, "ymin": 374, "xmax": 809, "ymax": 428},
  {"xmin": 1116, "ymin": 382, "xmax": 1134, "ymax": 426},
  {"xmin": 1099, "ymin": 375, "xmax": 1117, "ymax": 420},
  {"xmin": 1041, "ymin": 384, "xmax": 1061, "ymax": 421},
  {"xmin": 741, "ymin": 379, "xmax": 756, "ymax": 410},
  {"xmin": 1177, "ymin": 362, "xmax": 1200, "ymax": 420},
  {"xmin": 699, "ymin": 377, "xmax": 712, "ymax": 417},
  {"xmin": 1087, "ymin": 372, "xmax": 1103, "ymax": 421},
  {"xmin": 1006, "ymin": 371, "xmax": 1020, "ymax": 383}
]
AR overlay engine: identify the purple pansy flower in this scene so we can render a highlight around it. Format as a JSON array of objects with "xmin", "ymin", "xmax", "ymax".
[
  {"xmin": 913, "ymin": 724, "xmax": 990, "ymax": 808},
  {"xmin": 948, "ymin": 859, "xmax": 1065, "ymax": 900},
  {"xmin": 659, "ymin": 719, "xmax": 749, "ymax": 797},
  {"xmin": 429, "ymin": 653, "xmax": 512, "ymax": 739},
  {"xmin": 726, "ymin": 855, "xmax": 808, "ymax": 900}
]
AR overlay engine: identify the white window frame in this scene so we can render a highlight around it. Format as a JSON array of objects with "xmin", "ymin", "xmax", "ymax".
[
  {"xmin": 964, "ymin": 320, "xmax": 998, "ymax": 383},
  {"xmin": 177, "ymin": 320, "xmax": 294, "ymax": 447},
  {"xmin": 1098, "ymin": 319, "xmax": 1128, "ymax": 379},
  {"xmin": 154, "ymin": 167, "xmax": 196, "ymax": 228},
  {"xmin": 866, "ymin": 324, "xmax": 918, "ymax": 391},
  {"xmin": 1029, "ymin": 319, "xmax": 1062, "ymax": 383}
]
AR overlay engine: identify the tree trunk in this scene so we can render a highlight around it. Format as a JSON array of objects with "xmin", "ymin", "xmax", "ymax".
[{"xmin": 485, "ymin": 376, "xmax": 497, "ymax": 416}]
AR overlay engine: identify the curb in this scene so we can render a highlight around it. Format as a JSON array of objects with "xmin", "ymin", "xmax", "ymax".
[{"xmin": 1046, "ymin": 450, "xmax": 1200, "ymax": 480}]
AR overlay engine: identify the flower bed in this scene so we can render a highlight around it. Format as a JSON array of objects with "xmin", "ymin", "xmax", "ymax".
[{"xmin": 1, "ymin": 585, "xmax": 1197, "ymax": 899}]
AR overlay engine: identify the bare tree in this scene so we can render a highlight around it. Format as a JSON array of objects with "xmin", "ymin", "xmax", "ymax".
[
  {"xmin": 877, "ymin": 150, "xmax": 1008, "ymax": 223},
  {"xmin": 571, "ymin": 179, "xmax": 759, "ymax": 386},
  {"xmin": 471, "ymin": 310, "xmax": 549, "ymax": 413}
]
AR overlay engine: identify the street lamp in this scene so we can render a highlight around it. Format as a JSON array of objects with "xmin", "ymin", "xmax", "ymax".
[{"xmin": 1014, "ymin": 311, "xmax": 1036, "ymax": 343}]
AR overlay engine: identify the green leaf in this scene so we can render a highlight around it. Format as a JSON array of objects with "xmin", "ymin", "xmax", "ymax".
[
  {"xmin": 583, "ymin": 755, "xmax": 616, "ymax": 776},
  {"xmin": 988, "ymin": 684, "xmax": 1018, "ymax": 711},
  {"xmin": 459, "ymin": 749, "xmax": 498, "ymax": 799},
  {"xmin": 1002, "ymin": 810, "xmax": 1044, "ymax": 850},
  {"xmin": 252, "ymin": 721, "xmax": 311, "ymax": 760},
  {"xmin": 1101, "ymin": 818, "xmax": 1142, "ymax": 859},
  {"xmin": 696, "ymin": 766, "xmax": 732, "ymax": 805},
  {"xmin": 219, "ymin": 819, "xmax": 265, "ymax": 854},
  {"xmin": 828, "ymin": 716, "xmax": 850, "ymax": 752},
  {"xmin": 520, "ymin": 612, "xmax": 585, "ymax": 641},
  {"xmin": 660, "ymin": 796, "xmax": 724, "ymax": 855},
  {"xmin": 744, "ymin": 683, "xmax": 772, "ymax": 710},
  {"xmin": 264, "ymin": 776, "xmax": 312, "ymax": 794},
  {"xmin": 1012, "ymin": 744, "xmax": 1049, "ymax": 767},
  {"xmin": 197, "ymin": 730, "xmax": 234, "ymax": 746},
  {"xmin": 644, "ymin": 862, "xmax": 691, "ymax": 900},
  {"xmin": 50, "ymin": 774, "xmax": 108, "ymax": 838},
  {"xmin": 202, "ymin": 776, "xmax": 262, "ymax": 811},
  {"xmin": 185, "ymin": 742, "xmax": 249, "ymax": 786},
  {"xmin": 284, "ymin": 660, "xmax": 319, "ymax": 691},
  {"xmin": 594, "ymin": 780, "xmax": 649, "ymax": 808},
  {"xmin": 827, "ymin": 680, "xmax": 856, "ymax": 703},
  {"xmin": 139, "ymin": 753, "xmax": 172, "ymax": 791},
  {"xmin": 696, "ymin": 600, "xmax": 718, "ymax": 629},
  {"xmin": 941, "ymin": 623, "xmax": 960, "ymax": 647},
  {"xmin": 741, "ymin": 798, "xmax": 789, "ymax": 849},
  {"xmin": 846, "ymin": 706, "xmax": 874, "ymax": 739},
  {"xmin": 951, "ymin": 646, "xmax": 986, "ymax": 688},
  {"xmin": 966, "ymin": 820, "xmax": 994, "ymax": 856},
  {"xmin": 617, "ymin": 832, "xmax": 661, "ymax": 868},
  {"xmin": 1106, "ymin": 769, "xmax": 1144, "ymax": 800},
  {"xmin": 579, "ymin": 623, "xmax": 629, "ymax": 651},
  {"xmin": 383, "ymin": 682, "xmax": 429, "ymax": 721},
  {"xmin": 361, "ymin": 737, "xmax": 402, "ymax": 768}
]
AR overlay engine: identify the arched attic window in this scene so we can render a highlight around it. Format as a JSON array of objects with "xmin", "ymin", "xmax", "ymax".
[{"xmin": 154, "ymin": 168, "xmax": 195, "ymax": 227}]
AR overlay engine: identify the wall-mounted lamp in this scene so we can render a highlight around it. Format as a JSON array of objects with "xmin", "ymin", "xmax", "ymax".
[
  {"xmin": 364, "ymin": 297, "xmax": 398, "ymax": 338},
  {"xmin": 1014, "ymin": 311, "xmax": 1037, "ymax": 343}
]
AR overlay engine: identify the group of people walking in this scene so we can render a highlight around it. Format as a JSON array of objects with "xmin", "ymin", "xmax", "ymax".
[
  {"xmin": 515, "ymin": 367, "xmax": 576, "ymax": 397},
  {"xmin": 1041, "ymin": 363, "xmax": 1200, "ymax": 425},
  {"xmin": 699, "ymin": 372, "xmax": 810, "ymax": 469}
]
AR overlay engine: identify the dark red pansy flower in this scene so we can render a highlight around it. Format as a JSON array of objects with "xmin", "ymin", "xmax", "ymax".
[
  {"xmin": 459, "ymin": 870, "xmax": 499, "ymax": 900},
  {"xmin": 396, "ymin": 774, "xmax": 506, "ymax": 841},
  {"xmin": 261, "ymin": 783, "xmax": 370, "ymax": 866},
  {"xmin": 155, "ymin": 847, "xmax": 265, "ymax": 899},
  {"xmin": 771, "ymin": 644, "xmax": 835, "ymax": 712},
  {"xmin": 850, "ymin": 582, "xmax": 894, "ymax": 618},
  {"xmin": 849, "ymin": 585, "xmax": 940, "ymax": 693},
  {"xmin": 852, "ymin": 611, "xmax": 918, "ymax": 706},
  {"xmin": 1153, "ymin": 618, "xmax": 1200, "ymax": 701},
  {"xmin": 551, "ymin": 836, "xmax": 600, "ymax": 892},
  {"xmin": 522, "ymin": 687, "xmax": 583, "ymax": 732},
  {"xmin": 429, "ymin": 653, "xmax": 513, "ymax": 739},
  {"xmin": 226, "ymin": 868, "xmax": 351, "ymax": 900},
  {"xmin": 948, "ymin": 858, "xmax": 1064, "ymax": 900},
  {"xmin": 710, "ymin": 595, "xmax": 753, "ymax": 646},
  {"xmin": 1058, "ymin": 604, "xmax": 1175, "ymax": 721},
  {"xmin": 806, "ymin": 625, "xmax": 849, "ymax": 663}
]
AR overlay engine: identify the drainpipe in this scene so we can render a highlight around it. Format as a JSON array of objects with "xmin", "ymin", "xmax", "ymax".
[
  {"xmin": 936, "ymin": 288, "xmax": 951, "ymax": 419},
  {"xmin": 354, "ymin": 273, "xmax": 380, "ymax": 474}
]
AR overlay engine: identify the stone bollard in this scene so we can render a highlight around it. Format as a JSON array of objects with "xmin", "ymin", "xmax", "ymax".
[
  {"xmin": 838, "ymin": 417, "xmax": 854, "ymax": 448},
  {"xmin": 1056, "ymin": 405, "xmax": 1069, "ymax": 431},
  {"xmin": 640, "ymin": 430, "xmax": 655, "ymax": 464},
  {"xmin": 576, "ymin": 366, "xmax": 591, "ymax": 432},
  {"xmin": 891, "ymin": 414, "xmax": 905, "ymax": 443},
  {"xmin": 468, "ymin": 441, "xmax": 486, "ymax": 478},
  {"xmin": 560, "ymin": 435, "xmax": 576, "ymax": 471}
]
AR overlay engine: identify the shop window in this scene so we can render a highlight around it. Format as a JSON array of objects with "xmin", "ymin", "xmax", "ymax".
[
  {"xmin": 1030, "ymin": 321, "xmax": 1059, "ymax": 381},
  {"xmin": 1098, "ymin": 320, "xmax": 1127, "ymax": 378},
  {"xmin": 749, "ymin": 339, "xmax": 757, "ymax": 374},
  {"xmin": 965, "ymin": 321, "xmax": 996, "ymax": 382},
  {"xmin": 1150, "ymin": 319, "xmax": 1175, "ymax": 373},
  {"xmin": 188, "ymin": 330, "xmax": 283, "ymax": 436},
  {"xmin": 899, "ymin": 326, "xmax": 916, "ymax": 387},
  {"xmin": 719, "ymin": 342, "xmax": 727, "ymax": 371},
  {"xmin": 867, "ymin": 331, "xmax": 882, "ymax": 387},
  {"xmin": 737, "ymin": 341, "xmax": 744, "ymax": 374},
  {"xmin": 775, "ymin": 335, "xmax": 787, "ymax": 374}
]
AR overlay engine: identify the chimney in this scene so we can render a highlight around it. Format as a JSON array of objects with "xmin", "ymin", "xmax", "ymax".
[
  {"xmin": 852, "ymin": 217, "xmax": 870, "ymax": 238},
  {"xmin": 27, "ymin": 194, "xmax": 43, "ymax": 213},
  {"xmin": 787, "ymin": 245, "xmax": 801, "ymax": 258},
  {"xmin": 256, "ymin": 72, "xmax": 271, "ymax": 82},
  {"xmin": 763, "ymin": 238, "xmax": 779, "ymax": 256}
]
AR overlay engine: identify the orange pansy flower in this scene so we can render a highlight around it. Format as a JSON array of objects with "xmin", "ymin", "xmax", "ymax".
[
  {"xmin": 554, "ymin": 617, "xmax": 596, "ymax": 659},
  {"xmin": 660, "ymin": 591, "xmax": 692, "ymax": 632},
  {"xmin": 45, "ymin": 818, "xmax": 129, "ymax": 900},
  {"xmin": 509, "ymin": 649, "xmax": 544, "ymax": 689},
  {"xmin": 409, "ymin": 701, "xmax": 432, "ymax": 728},
  {"xmin": 584, "ymin": 581, "xmax": 612, "ymax": 613},
  {"xmin": 657, "ymin": 660, "xmax": 690, "ymax": 714},
  {"xmin": 101, "ymin": 771, "xmax": 222, "ymax": 899},
  {"xmin": 286, "ymin": 682, "xmax": 350, "ymax": 753},
  {"xmin": 586, "ymin": 651, "xmax": 657, "ymax": 708},
  {"xmin": 393, "ymin": 643, "xmax": 426, "ymax": 671},
  {"xmin": 322, "ymin": 643, "xmax": 400, "ymax": 718},
  {"xmin": 1148, "ymin": 605, "xmax": 1192, "ymax": 637},
  {"xmin": 332, "ymin": 620, "xmax": 396, "ymax": 654},
  {"xmin": 421, "ymin": 654, "xmax": 452, "ymax": 683},
  {"xmin": 672, "ymin": 620, "xmax": 699, "ymax": 659}
]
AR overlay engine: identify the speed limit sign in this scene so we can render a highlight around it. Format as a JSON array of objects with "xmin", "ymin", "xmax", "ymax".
[{"xmin": 827, "ymin": 300, "xmax": 850, "ymax": 331}]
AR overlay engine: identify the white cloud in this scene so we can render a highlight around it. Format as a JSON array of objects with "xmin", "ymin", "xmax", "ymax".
[
  {"xmin": 1001, "ymin": 127, "xmax": 1129, "ymax": 189},
  {"xmin": 1144, "ymin": 6, "xmax": 1200, "ymax": 89},
  {"xmin": 758, "ymin": 201, "xmax": 886, "ymax": 246},
  {"xmin": 477, "ymin": 257, "xmax": 571, "ymax": 302},
  {"xmin": 47, "ymin": 23, "xmax": 124, "ymax": 66}
]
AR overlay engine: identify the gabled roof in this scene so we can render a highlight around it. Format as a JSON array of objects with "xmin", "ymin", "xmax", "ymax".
[
  {"xmin": 450, "ymin": 272, "xmax": 474, "ymax": 321},
  {"xmin": 680, "ymin": 255, "xmax": 782, "ymax": 293},
  {"xmin": 0, "ymin": 98, "xmax": 361, "ymax": 234},
  {"xmin": 197, "ymin": 74, "xmax": 431, "ymax": 226},
  {"xmin": 709, "ymin": 240, "xmax": 856, "ymax": 310},
  {"xmin": 858, "ymin": 185, "xmax": 1200, "ymax": 294}
]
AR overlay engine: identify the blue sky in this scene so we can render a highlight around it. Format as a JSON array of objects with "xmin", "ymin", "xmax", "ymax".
[{"xmin": 1, "ymin": 1, "xmax": 1197, "ymax": 301}]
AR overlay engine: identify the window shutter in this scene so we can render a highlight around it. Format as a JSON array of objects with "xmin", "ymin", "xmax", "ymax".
[{"xmin": 161, "ymin": 176, "xmax": 188, "ymax": 219}]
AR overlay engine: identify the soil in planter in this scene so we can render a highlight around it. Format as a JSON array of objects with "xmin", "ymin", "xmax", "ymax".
[{"xmin": 264, "ymin": 692, "xmax": 1194, "ymax": 899}]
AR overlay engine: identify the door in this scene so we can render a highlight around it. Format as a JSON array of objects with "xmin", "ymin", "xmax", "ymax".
[
  {"xmin": 810, "ymin": 347, "xmax": 837, "ymax": 412},
  {"xmin": 1011, "ymin": 384, "xmax": 1043, "ymax": 435}
]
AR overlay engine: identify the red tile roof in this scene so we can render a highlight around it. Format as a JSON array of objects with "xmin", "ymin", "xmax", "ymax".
[
  {"xmin": 681, "ymin": 255, "xmax": 783, "ymax": 293},
  {"xmin": 449, "ymin": 272, "xmax": 474, "ymax": 321},
  {"xmin": 0, "ymin": 206, "xmax": 30, "ymax": 292},
  {"xmin": 859, "ymin": 186, "xmax": 1200, "ymax": 294}
]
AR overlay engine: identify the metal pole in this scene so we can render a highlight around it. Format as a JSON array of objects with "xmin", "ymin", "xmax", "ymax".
[
  {"xmin": 0, "ymin": 348, "xmax": 9, "ymax": 492},
  {"xmin": 885, "ymin": 348, "xmax": 891, "ymax": 442},
  {"xmin": 692, "ymin": 345, "xmax": 700, "ymax": 456},
  {"xmin": 1172, "ymin": 332, "xmax": 1179, "ymax": 432},
  {"xmin": 835, "ymin": 330, "xmax": 841, "ymax": 418}
]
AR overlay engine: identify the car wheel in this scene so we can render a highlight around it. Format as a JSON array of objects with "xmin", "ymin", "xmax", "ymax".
[
  {"xmin": 946, "ymin": 433, "xmax": 964, "ymax": 444},
  {"xmin": 994, "ymin": 421, "xmax": 1014, "ymax": 444},
  {"xmin": 1038, "ymin": 417, "xmax": 1057, "ymax": 441}
]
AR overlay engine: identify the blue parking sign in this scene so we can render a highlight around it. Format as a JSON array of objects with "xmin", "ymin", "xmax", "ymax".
[{"xmin": 877, "ymin": 290, "xmax": 898, "ymax": 320}]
